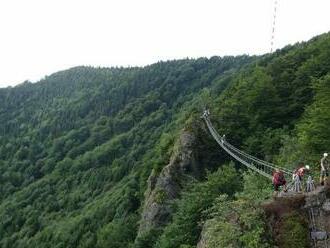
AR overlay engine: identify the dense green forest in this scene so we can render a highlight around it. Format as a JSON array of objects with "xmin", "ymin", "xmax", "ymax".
[{"xmin": 0, "ymin": 32, "xmax": 329, "ymax": 247}]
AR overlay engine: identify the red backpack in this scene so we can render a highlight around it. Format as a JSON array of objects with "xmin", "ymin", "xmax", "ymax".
[{"xmin": 274, "ymin": 171, "xmax": 286, "ymax": 185}]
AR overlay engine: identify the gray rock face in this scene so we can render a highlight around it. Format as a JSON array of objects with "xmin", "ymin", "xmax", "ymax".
[
  {"xmin": 137, "ymin": 130, "xmax": 196, "ymax": 237},
  {"xmin": 197, "ymin": 186, "xmax": 330, "ymax": 247},
  {"xmin": 197, "ymin": 224, "xmax": 208, "ymax": 248},
  {"xmin": 299, "ymin": 187, "xmax": 330, "ymax": 247},
  {"xmin": 322, "ymin": 199, "xmax": 330, "ymax": 212},
  {"xmin": 311, "ymin": 231, "xmax": 328, "ymax": 241},
  {"xmin": 304, "ymin": 186, "xmax": 327, "ymax": 208}
]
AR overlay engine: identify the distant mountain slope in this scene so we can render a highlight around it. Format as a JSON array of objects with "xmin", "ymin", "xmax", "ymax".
[
  {"xmin": 0, "ymin": 31, "xmax": 329, "ymax": 248},
  {"xmin": 151, "ymin": 32, "xmax": 330, "ymax": 248},
  {"xmin": 0, "ymin": 56, "xmax": 253, "ymax": 248}
]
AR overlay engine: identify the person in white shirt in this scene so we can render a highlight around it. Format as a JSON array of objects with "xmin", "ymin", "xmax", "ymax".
[{"xmin": 320, "ymin": 153, "xmax": 329, "ymax": 186}]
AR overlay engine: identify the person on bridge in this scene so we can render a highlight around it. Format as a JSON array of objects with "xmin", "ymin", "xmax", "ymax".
[
  {"xmin": 291, "ymin": 164, "xmax": 310, "ymax": 192},
  {"xmin": 202, "ymin": 109, "xmax": 210, "ymax": 117},
  {"xmin": 294, "ymin": 163, "xmax": 310, "ymax": 181},
  {"xmin": 272, "ymin": 169, "xmax": 286, "ymax": 196},
  {"xmin": 320, "ymin": 153, "xmax": 329, "ymax": 186},
  {"xmin": 293, "ymin": 163, "xmax": 310, "ymax": 189}
]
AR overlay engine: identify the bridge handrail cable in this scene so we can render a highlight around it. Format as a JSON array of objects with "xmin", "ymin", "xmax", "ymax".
[{"xmin": 203, "ymin": 115, "xmax": 292, "ymax": 180}]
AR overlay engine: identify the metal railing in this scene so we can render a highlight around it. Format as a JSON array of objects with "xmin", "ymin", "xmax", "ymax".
[{"xmin": 202, "ymin": 112, "xmax": 301, "ymax": 191}]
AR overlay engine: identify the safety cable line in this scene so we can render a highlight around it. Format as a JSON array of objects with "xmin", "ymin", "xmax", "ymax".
[
  {"xmin": 222, "ymin": 140, "xmax": 292, "ymax": 175},
  {"xmin": 204, "ymin": 113, "xmax": 324, "ymax": 239},
  {"xmin": 202, "ymin": 114, "xmax": 296, "ymax": 183},
  {"xmin": 204, "ymin": 116, "xmax": 273, "ymax": 180}
]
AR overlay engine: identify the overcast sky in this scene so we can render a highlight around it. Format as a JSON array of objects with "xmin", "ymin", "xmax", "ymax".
[{"xmin": 0, "ymin": 0, "xmax": 329, "ymax": 87}]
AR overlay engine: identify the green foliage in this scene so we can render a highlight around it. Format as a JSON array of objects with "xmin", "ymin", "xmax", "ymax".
[
  {"xmin": 278, "ymin": 213, "xmax": 309, "ymax": 248},
  {"xmin": 276, "ymin": 74, "xmax": 330, "ymax": 173},
  {"xmin": 198, "ymin": 172, "xmax": 272, "ymax": 248},
  {"xmin": 96, "ymin": 214, "xmax": 138, "ymax": 248},
  {"xmin": 154, "ymin": 189, "xmax": 168, "ymax": 204},
  {"xmin": 155, "ymin": 164, "xmax": 242, "ymax": 248},
  {"xmin": 275, "ymin": 135, "xmax": 306, "ymax": 171},
  {"xmin": 0, "ymin": 32, "xmax": 329, "ymax": 247},
  {"xmin": 214, "ymin": 33, "xmax": 330, "ymax": 161},
  {"xmin": 0, "ymin": 57, "xmax": 252, "ymax": 248},
  {"xmin": 298, "ymin": 75, "xmax": 330, "ymax": 158},
  {"xmin": 200, "ymin": 195, "xmax": 242, "ymax": 248},
  {"xmin": 134, "ymin": 229, "xmax": 162, "ymax": 248}
]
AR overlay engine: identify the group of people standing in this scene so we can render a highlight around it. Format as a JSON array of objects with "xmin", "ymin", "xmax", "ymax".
[{"xmin": 272, "ymin": 153, "xmax": 329, "ymax": 195}]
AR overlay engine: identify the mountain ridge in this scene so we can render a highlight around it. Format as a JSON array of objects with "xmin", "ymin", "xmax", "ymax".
[{"xmin": 0, "ymin": 32, "xmax": 330, "ymax": 247}]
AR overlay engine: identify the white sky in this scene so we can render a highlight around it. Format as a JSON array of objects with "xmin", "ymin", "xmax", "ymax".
[{"xmin": 0, "ymin": 0, "xmax": 329, "ymax": 87}]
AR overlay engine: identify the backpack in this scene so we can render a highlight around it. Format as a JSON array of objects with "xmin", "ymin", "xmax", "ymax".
[{"xmin": 274, "ymin": 171, "xmax": 285, "ymax": 185}]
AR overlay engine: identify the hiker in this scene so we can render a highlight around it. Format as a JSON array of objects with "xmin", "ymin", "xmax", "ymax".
[
  {"xmin": 293, "ymin": 163, "xmax": 310, "ymax": 191},
  {"xmin": 320, "ymin": 153, "xmax": 329, "ymax": 186},
  {"xmin": 292, "ymin": 163, "xmax": 310, "ymax": 191},
  {"xmin": 272, "ymin": 169, "xmax": 286, "ymax": 196},
  {"xmin": 294, "ymin": 163, "xmax": 310, "ymax": 181},
  {"xmin": 202, "ymin": 109, "xmax": 209, "ymax": 118}
]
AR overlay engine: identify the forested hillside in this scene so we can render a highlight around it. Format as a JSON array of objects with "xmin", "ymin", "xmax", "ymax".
[{"xmin": 0, "ymin": 32, "xmax": 329, "ymax": 247}]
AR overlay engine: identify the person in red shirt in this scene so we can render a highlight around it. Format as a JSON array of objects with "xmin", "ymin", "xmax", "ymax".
[
  {"xmin": 272, "ymin": 169, "xmax": 287, "ymax": 196},
  {"xmin": 294, "ymin": 164, "xmax": 310, "ymax": 181},
  {"xmin": 292, "ymin": 163, "xmax": 310, "ymax": 192}
]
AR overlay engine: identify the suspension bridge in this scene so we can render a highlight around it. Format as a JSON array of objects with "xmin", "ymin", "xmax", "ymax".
[
  {"xmin": 202, "ymin": 110, "xmax": 330, "ymax": 247},
  {"xmin": 201, "ymin": 110, "xmax": 313, "ymax": 193}
]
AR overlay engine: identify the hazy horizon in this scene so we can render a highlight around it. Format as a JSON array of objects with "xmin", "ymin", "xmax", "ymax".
[
  {"xmin": 1, "ymin": 0, "xmax": 329, "ymax": 87},
  {"xmin": 0, "ymin": 36, "xmax": 324, "ymax": 89}
]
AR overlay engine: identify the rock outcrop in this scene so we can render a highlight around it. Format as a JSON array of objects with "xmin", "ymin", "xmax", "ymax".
[
  {"xmin": 304, "ymin": 186, "xmax": 330, "ymax": 247},
  {"xmin": 263, "ymin": 185, "xmax": 330, "ymax": 248},
  {"xmin": 137, "ymin": 129, "xmax": 197, "ymax": 237},
  {"xmin": 197, "ymin": 185, "xmax": 330, "ymax": 248}
]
